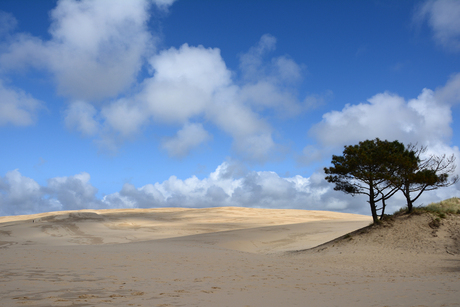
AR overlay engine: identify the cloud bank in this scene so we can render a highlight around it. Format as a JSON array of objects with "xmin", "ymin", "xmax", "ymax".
[
  {"xmin": 0, "ymin": 162, "xmax": 358, "ymax": 216},
  {"xmin": 2, "ymin": 160, "xmax": 458, "ymax": 217}
]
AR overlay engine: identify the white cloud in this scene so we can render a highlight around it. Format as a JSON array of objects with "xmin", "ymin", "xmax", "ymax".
[
  {"xmin": 102, "ymin": 162, "xmax": 366, "ymax": 211},
  {"xmin": 0, "ymin": 80, "xmax": 42, "ymax": 126},
  {"xmin": 142, "ymin": 43, "xmax": 231, "ymax": 123},
  {"xmin": 0, "ymin": 170, "xmax": 43, "ymax": 215},
  {"xmin": 46, "ymin": 172, "xmax": 102, "ymax": 210},
  {"xmin": 97, "ymin": 39, "xmax": 291, "ymax": 161},
  {"xmin": 0, "ymin": 11, "xmax": 17, "ymax": 36},
  {"xmin": 162, "ymin": 122, "xmax": 211, "ymax": 158},
  {"xmin": 308, "ymin": 87, "xmax": 452, "ymax": 155},
  {"xmin": 239, "ymin": 81, "xmax": 301, "ymax": 116},
  {"xmin": 414, "ymin": 0, "xmax": 460, "ymax": 51},
  {"xmin": 81, "ymin": 40, "xmax": 280, "ymax": 160},
  {"xmin": 239, "ymin": 34, "xmax": 277, "ymax": 81},
  {"xmin": 1, "ymin": 0, "xmax": 310, "ymax": 163},
  {"xmin": 434, "ymin": 73, "xmax": 460, "ymax": 105},
  {"xmin": 238, "ymin": 34, "xmax": 307, "ymax": 118},
  {"xmin": 64, "ymin": 101, "xmax": 99, "ymax": 136},
  {"xmin": 0, "ymin": 0, "xmax": 158, "ymax": 100},
  {"xmin": 273, "ymin": 56, "xmax": 303, "ymax": 83},
  {"xmin": 109, "ymin": 161, "xmax": 455, "ymax": 214},
  {"xmin": 0, "ymin": 170, "xmax": 105, "ymax": 215},
  {"xmin": 101, "ymin": 98, "xmax": 149, "ymax": 137},
  {"xmin": 0, "ymin": 170, "xmax": 61, "ymax": 216},
  {"xmin": 151, "ymin": 0, "xmax": 177, "ymax": 11}
]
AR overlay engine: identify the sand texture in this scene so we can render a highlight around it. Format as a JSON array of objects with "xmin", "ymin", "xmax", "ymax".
[{"xmin": 0, "ymin": 207, "xmax": 459, "ymax": 306}]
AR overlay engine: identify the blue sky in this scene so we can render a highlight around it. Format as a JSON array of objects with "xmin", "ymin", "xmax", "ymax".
[{"xmin": 1, "ymin": 0, "xmax": 460, "ymax": 216}]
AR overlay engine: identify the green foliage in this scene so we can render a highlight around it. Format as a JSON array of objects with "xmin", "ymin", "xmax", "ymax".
[
  {"xmin": 324, "ymin": 138, "xmax": 459, "ymax": 223},
  {"xmin": 324, "ymin": 138, "xmax": 407, "ymax": 223}
]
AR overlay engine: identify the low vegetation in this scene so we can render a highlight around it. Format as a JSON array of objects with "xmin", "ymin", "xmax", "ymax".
[
  {"xmin": 394, "ymin": 197, "xmax": 460, "ymax": 217},
  {"xmin": 424, "ymin": 197, "xmax": 460, "ymax": 214},
  {"xmin": 390, "ymin": 197, "xmax": 460, "ymax": 229}
]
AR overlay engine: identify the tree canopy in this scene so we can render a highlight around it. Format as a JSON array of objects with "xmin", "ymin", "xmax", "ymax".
[{"xmin": 324, "ymin": 139, "xmax": 458, "ymax": 223}]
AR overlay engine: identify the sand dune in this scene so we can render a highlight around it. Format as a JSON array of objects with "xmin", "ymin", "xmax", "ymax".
[
  {"xmin": 1, "ymin": 207, "xmax": 459, "ymax": 307},
  {"xmin": 0, "ymin": 207, "xmax": 371, "ymax": 248}
]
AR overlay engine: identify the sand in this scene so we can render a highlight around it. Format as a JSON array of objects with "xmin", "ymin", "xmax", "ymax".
[{"xmin": 0, "ymin": 207, "xmax": 459, "ymax": 307}]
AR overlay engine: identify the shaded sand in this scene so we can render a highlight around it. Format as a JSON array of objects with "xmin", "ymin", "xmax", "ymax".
[{"xmin": 0, "ymin": 207, "xmax": 459, "ymax": 307}]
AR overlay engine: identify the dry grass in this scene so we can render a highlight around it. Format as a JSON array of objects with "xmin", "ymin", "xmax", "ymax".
[
  {"xmin": 424, "ymin": 197, "xmax": 460, "ymax": 215},
  {"xmin": 393, "ymin": 197, "xmax": 460, "ymax": 218}
]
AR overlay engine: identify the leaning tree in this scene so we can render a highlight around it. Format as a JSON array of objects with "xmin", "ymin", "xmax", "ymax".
[
  {"xmin": 324, "ymin": 139, "xmax": 408, "ymax": 223},
  {"xmin": 390, "ymin": 144, "xmax": 459, "ymax": 213}
]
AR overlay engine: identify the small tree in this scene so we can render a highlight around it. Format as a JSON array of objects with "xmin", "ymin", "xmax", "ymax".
[
  {"xmin": 391, "ymin": 145, "xmax": 459, "ymax": 213},
  {"xmin": 324, "ymin": 139, "xmax": 406, "ymax": 223}
]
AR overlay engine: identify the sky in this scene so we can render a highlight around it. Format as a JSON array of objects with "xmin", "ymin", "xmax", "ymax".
[{"xmin": 1, "ymin": 0, "xmax": 460, "ymax": 217}]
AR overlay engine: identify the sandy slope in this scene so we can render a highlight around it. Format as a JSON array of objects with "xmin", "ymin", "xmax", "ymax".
[
  {"xmin": 0, "ymin": 207, "xmax": 459, "ymax": 307},
  {"xmin": 0, "ymin": 207, "xmax": 371, "ymax": 249}
]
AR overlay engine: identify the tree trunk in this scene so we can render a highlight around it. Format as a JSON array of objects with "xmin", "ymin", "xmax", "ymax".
[
  {"xmin": 405, "ymin": 185, "xmax": 413, "ymax": 213},
  {"xmin": 369, "ymin": 187, "xmax": 379, "ymax": 224},
  {"xmin": 380, "ymin": 197, "xmax": 386, "ymax": 220},
  {"xmin": 407, "ymin": 199, "xmax": 413, "ymax": 213}
]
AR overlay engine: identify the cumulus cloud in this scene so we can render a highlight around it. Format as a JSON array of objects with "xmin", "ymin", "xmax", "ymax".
[
  {"xmin": 102, "ymin": 161, "xmax": 354, "ymax": 210},
  {"xmin": 310, "ymin": 88, "xmax": 451, "ymax": 148},
  {"xmin": 0, "ymin": 0, "xmax": 312, "ymax": 162},
  {"xmin": 64, "ymin": 101, "xmax": 99, "ymax": 136},
  {"xmin": 142, "ymin": 43, "xmax": 231, "ymax": 123},
  {"xmin": 0, "ymin": 80, "xmax": 42, "ymax": 126},
  {"xmin": 303, "ymin": 72, "xmax": 460, "ymax": 166},
  {"xmin": 46, "ymin": 172, "xmax": 102, "ymax": 211},
  {"xmin": 101, "ymin": 98, "xmax": 149, "ymax": 137},
  {"xmin": 0, "ymin": 170, "xmax": 46, "ymax": 215},
  {"xmin": 79, "ymin": 37, "xmax": 303, "ymax": 161},
  {"xmin": 0, "ymin": 170, "xmax": 102, "ymax": 216},
  {"xmin": 161, "ymin": 123, "xmax": 211, "ymax": 158},
  {"xmin": 414, "ymin": 0, "xmax": 460, "ymax": 51},
  {"xmin": 0, "ymin": 0, "xmax": 158, "ymax": 100},
  {"xmin": 107, "ymin": 42, "xmax": 277, "ymax": 159}
]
